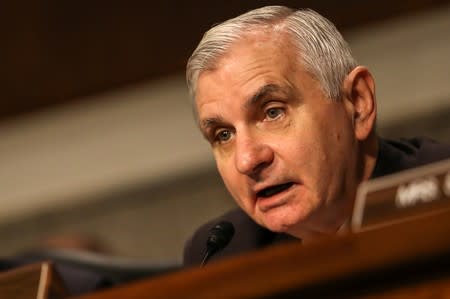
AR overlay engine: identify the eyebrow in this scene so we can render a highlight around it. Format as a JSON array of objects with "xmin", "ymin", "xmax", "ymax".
[
  {"xmin": 199, "ymin": 116, "xmax": 225, "ymax": 137},
  {"xmin": 201, "ymin": 117, "xmax": 222, "ymax": 129},
  {"xmin": 244, "ymin": 83, "xmax": 285, "ymax": 109},
  {"xmin": 199, "ymin": 84, "xmax": 290, "ymax": 137}
]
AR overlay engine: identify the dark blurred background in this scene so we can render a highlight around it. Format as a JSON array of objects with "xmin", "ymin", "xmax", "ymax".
[{"xmin": 1, "ymin": 1, "xmax": 449, "ymax": 263}]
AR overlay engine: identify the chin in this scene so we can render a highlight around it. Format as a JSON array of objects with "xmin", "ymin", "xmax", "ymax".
[{"xmin": 259, "ymin": 209, "xmax": 307, "ymax": 233}]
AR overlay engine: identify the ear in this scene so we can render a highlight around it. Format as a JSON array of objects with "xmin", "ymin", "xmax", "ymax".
[{"xmin": 342, "ymin": 66, "xmax": 377, "ymax": 141}]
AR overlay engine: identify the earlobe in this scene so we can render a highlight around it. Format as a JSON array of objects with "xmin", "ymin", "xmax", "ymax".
[{"xmin": 343, "ymin": 66, "xmax": 377, "ymax": 141}]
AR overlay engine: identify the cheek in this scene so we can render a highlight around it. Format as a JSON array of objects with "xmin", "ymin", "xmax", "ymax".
[
  {"xmin": 215, "ymin": 158, "xmax": 230, "ymax": 186},
  {"xmin": 280, "ymin": 122, "xmax": 319, "ymax": 164},
  {"xmin": 280, "ymin": 119, "xmax": 335, "ymax": 187},
  {"xmin": 215, "ymin": 157, "xmax": 242, "ymax": 199}
]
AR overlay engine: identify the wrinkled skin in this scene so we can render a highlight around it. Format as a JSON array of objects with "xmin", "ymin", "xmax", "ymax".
[{"xmin": 195, "ymin": 30, "xmax": 377, "ymax": 240}]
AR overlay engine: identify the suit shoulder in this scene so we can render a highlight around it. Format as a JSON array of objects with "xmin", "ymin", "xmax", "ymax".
[
  {"xmin": 373, "ymin": 137, "xmax": 450, "ymax": 178},
  {"xmin": 412, "ymin": 137, "xmax": 450, "ymax": 164}
]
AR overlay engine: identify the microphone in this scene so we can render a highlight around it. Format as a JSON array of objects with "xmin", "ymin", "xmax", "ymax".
[{"xmin": 201, "ymin": 221, "xmax": 235, "ymax": 267}]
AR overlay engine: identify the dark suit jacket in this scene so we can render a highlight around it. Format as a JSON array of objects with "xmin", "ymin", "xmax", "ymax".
[{"xmin": 183, "ymin": 137, "xmax": 450, "ymax": 267}]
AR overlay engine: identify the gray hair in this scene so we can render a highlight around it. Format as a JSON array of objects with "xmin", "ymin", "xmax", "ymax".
[{"xmin": 186, "ymin": 6, "xmax": 357, "ymax": 101}]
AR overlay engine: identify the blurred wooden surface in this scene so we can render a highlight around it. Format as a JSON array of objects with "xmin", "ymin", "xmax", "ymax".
[
  {"xmin": 73, "ymin": 206, "xmax": 450, "ymax": 299},
  {"xmin": 0, "ymin": 261, "xmax": 68, "ymax": 299}
]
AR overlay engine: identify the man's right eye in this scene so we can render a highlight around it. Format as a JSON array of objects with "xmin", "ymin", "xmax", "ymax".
[{"xmin": 215, "ymin": 129, "xmax": 233, "ymax": 143}]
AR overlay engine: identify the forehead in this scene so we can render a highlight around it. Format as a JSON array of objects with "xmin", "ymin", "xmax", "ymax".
[{"xmin": 195, "ymin": 30, "xmax": 299, "ymax": 111}]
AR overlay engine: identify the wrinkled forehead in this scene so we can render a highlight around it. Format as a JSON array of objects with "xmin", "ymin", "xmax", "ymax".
[
  {"xmin": 195, "ymin": 30, "xmax": 298, "ymax": 101},
  {"xmin": 192, "ymin": 29, "xmax": 300, "ymax": 120},
  {"xmin": 197, "ymin": 39, "xmax": 300, "ymax": 108}
]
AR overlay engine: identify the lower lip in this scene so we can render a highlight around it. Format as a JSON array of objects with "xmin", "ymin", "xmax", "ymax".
[{"xmin": 256, "ymin": 184, "xmax": 296, "ymax": 212}]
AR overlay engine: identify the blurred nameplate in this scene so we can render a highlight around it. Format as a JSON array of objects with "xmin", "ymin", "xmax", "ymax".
[{"xmin": 352, "ymin": 158, "xmax": 450, "ymax": 232}]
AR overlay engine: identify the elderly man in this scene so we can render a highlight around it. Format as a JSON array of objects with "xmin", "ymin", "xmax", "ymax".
[{"xmin": 183, "ymin": 6, "xmax": 450, "ymax": 266}]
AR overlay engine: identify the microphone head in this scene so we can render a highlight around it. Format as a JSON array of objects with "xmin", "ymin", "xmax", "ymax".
[{"xmin": 206, "ymin": 221, "xmax": 235, "ymax": 253}]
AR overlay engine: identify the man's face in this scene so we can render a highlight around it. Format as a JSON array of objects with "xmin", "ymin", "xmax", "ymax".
[{"xmin": 195, "ymin": 31, "xmax": 360, "ymax": 237}]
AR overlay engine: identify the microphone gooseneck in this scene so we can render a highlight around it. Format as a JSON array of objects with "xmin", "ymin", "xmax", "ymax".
[{"xmin": 201, "ymin": 221, "xmax": 235, "ymax": 267}]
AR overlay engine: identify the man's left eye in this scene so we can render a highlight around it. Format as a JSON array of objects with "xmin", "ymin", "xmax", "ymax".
[{"xmin": 265, "ymin": 107, "xmax": 284, "ymax": 120}]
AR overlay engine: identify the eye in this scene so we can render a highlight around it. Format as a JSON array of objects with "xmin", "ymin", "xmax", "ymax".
[
  {"xmin": 265, "ymin": 107, "xmax": 284, "ymax": 120},
  {"xmin": 215, "ymin": 129, "xmax": 233, "ymax": 143}
]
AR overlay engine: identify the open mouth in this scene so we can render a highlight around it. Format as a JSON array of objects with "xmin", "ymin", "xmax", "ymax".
[{"xmin": 257, "ymin": 182, "xmax": 294, "ymax": 198}]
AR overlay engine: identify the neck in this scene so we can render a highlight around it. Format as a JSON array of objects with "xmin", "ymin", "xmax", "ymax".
[{"xmin": 360, "ymin": 133, "xmax": 379, "ymax": 182}]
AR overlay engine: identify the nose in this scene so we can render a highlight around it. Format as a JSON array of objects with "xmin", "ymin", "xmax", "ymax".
[{"xmin": 234, "ymin": 133, "xmax": 274, "ymax": 177}]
